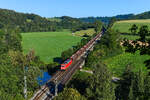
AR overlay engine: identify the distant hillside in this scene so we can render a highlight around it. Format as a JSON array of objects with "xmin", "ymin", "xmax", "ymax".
[
  {"xmin": 0, "ymin": 8, "xmax": 61, "ymax": 32},
  {"xmin": 48, "ymin": 16, "xmax": 83, "ymax": 29},
  {"xmin": 2, "ymin": 8, "xmax": 150, "ymax": 32},
  {"xmin": 79, "ymin": 14, "xmax": 134, "ymax": 24},
  {"xmin": 47, "ymin": 17, "xmax": 62, "ymax": 22},
  {"xmin": 131, "ymin": 11, "xmax": 150, "ymax": 19},
  {"xmin": 48, "ymin": 16, "xmax": 95, "ymax": 32},
  {"xmin": 79, "ymin": 11, "xmax": 150, "ymax": 24},
  {"xmin": 0, "ymin": 8, "xmax": 92, "ymax": 32}
]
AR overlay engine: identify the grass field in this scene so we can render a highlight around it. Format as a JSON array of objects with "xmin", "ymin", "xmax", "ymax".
[
  {"xmin": 74, "ymin": 28, "xmax": 95, "ymax": 36},
  {"xmin": 103, "ymin": 51, "xmax": 150, "ymax": 77},
  {"xmin": 121, "ymin": 35, "xmax": 140, "ymax": 40},
  {"xmin": 22, "ymin": 31, "xmax": 82, "ymax": 63},
  {"xmin": 121, "ymin": 34, "xmax": 150, "ymax": 40},
  {"xmin": 112, "ymin": 19, "xmax": 150, "ymax": 33},
  {"xmin": 47, "ymin": 18, "xmax": 62, "ymax": 22}
]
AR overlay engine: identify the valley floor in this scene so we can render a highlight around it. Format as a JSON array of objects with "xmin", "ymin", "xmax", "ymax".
[{"xmin": 22, "ymin": 31, "xmax": 82, "ymax": 63}]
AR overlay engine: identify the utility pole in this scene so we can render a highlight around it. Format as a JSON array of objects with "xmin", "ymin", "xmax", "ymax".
[
  {"xmin": 55, "ymin": 80, "xmax": 58, "ymax": 96},
  {"xmin": 24, "ymin": 50, "xmax": 34, "ymax": 99},
  {"xmin": 24, "ymin": 66, "xmax": 28, "ymax": 99}
]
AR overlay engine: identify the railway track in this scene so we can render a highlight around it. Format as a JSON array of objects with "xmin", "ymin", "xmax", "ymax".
[
  {"xmin": 45, "ymin": 58, "xmax": 85, "ymax": 100},
  {"xmin": 32, "ymin": 58, "xmax": 83, "ymax": 100},
  {"xmin": 31, "ymin": 32, "xmax": 103, "ymax": 100},
  {"xmin": 61, "ymin": 58, "xmax": 85, "ymax": 85}
]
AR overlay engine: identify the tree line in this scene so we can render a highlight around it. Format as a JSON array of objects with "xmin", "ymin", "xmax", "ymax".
[
  {"xmin": 79, "ymin": 11, "xmax": 150, "ymax": 25},
  {"xmin": 79, "ymin": 14, "xmax": 134, "ymax": 24}
]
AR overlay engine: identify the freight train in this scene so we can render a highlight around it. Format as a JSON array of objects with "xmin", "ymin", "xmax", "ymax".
[{"xmin": 60, "ymin": 31, "xmax": 103, "ymax": 70}]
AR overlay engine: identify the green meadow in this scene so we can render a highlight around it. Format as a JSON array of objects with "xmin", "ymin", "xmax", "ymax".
[
  {"xmin": 121, "ymin": 35, "xmax": 140, "ymax": 40},
  {"xmin": 109, "ymin": 20, "xmax": 150, "ymax": 76},
  {"xmin": 121, "ymin": 34, "xmax": 150, "ymax": 40},
  {"xmin": 112, "ymin": 19, "xmax": 150, "ymax": 33},
  {"xmin": 22, "ymin": 31, "xmax": 82, "ymax": 63},
  {"xmin": 74, "ymin": 28, "xmax": 95, "ymax": 36},
  {"xmin": 103, "ymin": 51, "xmax": 149, "ymax": 77}
]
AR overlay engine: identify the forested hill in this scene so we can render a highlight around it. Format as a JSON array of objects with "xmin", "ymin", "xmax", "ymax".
[
  {"xmin": 0, "ymin": 8, "xmax": 93, "ymax": 32},
  {"xmin": 79, "ymin": 11, "xmax": 150, "ymax": 24},
  {"xmin": 79, "ymin": 14, "xmax": 134, "ymax": 24},
  {"xmin": 0, "ymin": 8, "xmax": 59, "ymax": 32},
  {"xmin": 2, "ymin": 8, "xmax": 150, "ymax": 33},
  {"xmin": 48, "ymin": 16, "xmax": 95, "ymax": 32},
  {"xmin": 131, "ymin": 11, "xmax": 150, "ymax": 19}
]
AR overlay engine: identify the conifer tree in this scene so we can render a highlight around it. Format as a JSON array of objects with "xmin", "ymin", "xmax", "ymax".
[
  {"xmin": 144, "ymin": 76, "xmax": 150, "ymax": 100},
  {"xmin": 129, "ymin": 80, "xmax": 134, "ymax": 100},
  {"xmin": 86, "ymin": 62, "xmax": 115, "ymax": 100},
  {"xmin": 134, "ymin": 69, "xmax": 145, "ymax": 100},
  {"xmin": 116, "ymin": 64, "xmax": 134, "ymax": 100}
]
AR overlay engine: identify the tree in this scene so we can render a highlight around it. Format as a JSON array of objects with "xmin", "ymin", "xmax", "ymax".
[
  {"xmin": 133, "ymin": 69, "xmax": 145, "ymax": 99},
  {"xmin": 54, "ymin": 88, "xmax": 86, "ymax": 100},
  {"xmin": 61, "ymin": 48, "xmax": 74, "ymax": 61},
  {"xmin": 0, "ymin": 53, "xmax": 24, "ymax": 99},
  {"xmin": 97, "ymin": 29, "xmax": 122, "ymax": 57},
  {"xmin": 47, "ymin": 62, "xmax": 59, "ymax": 75},
  {"xmin": 144, "ymin": 76, "xmax": 150, "ymax": 99},
  {"xmin": 107, "ymin": 17, "xmax": 117, "ymax": 29},
  {"xmin": 123, "ymin": 25, "xmax": 150, "ymax": 70},
  {"xmin": 129, "ymin": 24, "xmax": 138, "ymax": 35},
  {"xmin": 138, "ymin": 25, "xmax": 149, "ymax": 42},
  {"xmin": 116, "ymin": 65, "xmax": 150, "ymax": 100},
  {"xmin": 85, "ymin": 29, "xmax": 122, "ymax": 68},
  {"xmin": 127, "ymin": 69, "xmax": 145, "ymax": 100},
  {"xmin": 116, "ymin": 64, "xmax": 134, "ymax": 100},
  {"xmin": 85, "ymin": 50, "xmax": 99, "ymax": 68},
  {"xmin": 0, "ymin": 26, "xmax": 22, "ymax": 52},
  {"xmin": 94, "ymin": 20, "xmax": 103, "ymax": 33},
  {"xmin": 0, "ymin": 29, "xmax": 8, "ymax": 54},
  {"xmin": 86, "ymin": 62, "xmax": 115, "ymax": 100},
  {"xmin": 8, "ymin": 50, "xmax": 42, "ymax": 94},
  {"xmin": 129, "ymin": 80, "xmax": 134, "ymax": 100},
  {"xmin": 0, "ymin": 27, "xmax": 42, "ymax": 99}
]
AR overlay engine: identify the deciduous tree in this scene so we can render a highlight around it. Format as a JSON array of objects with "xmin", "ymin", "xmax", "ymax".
[
  {"xmin": 54, "ymin": 88, "xmax": 86, "ymax": 100},
  {"xmin": 129, "ymin": 24, "xmax": 138, "ymax": 35},
  {"xmin": 94, "ymin": 20, "xmax": 103, "ymax": 33}
]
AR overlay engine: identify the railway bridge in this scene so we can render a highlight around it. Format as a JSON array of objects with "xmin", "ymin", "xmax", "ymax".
[{"xmin": 31, "ymin": 31, "xmax": 104, "ymax": 100}]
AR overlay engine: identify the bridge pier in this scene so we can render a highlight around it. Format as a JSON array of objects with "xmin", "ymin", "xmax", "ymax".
[
  {"xmin": 79, "ymin": 60, "xmax": 85, "ymax": 69},
  {"xmin": 55, "ymin": 82, "xmax": 58, "ymax": 96}
]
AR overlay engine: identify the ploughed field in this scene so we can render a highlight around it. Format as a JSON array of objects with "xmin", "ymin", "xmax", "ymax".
[
  {"xmin": 112, "ymin": 19, "xmax": 150, "ymax": 33},
  {"xmin": 22, "ymin": 31, "xmax": 82, "ymax": 63}
]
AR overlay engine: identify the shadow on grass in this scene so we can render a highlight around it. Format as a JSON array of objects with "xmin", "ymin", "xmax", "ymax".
[{"xmin": 53, "ymin": 57, "xmax": 62, "ymax": 64}]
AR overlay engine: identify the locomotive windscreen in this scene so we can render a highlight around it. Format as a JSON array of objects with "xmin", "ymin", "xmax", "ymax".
[{"xmin": 64, "ymin": 59, "xmax": 71, "ymax": 64}]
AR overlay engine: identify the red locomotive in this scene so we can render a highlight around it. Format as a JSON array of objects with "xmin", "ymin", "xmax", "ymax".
[
  {"xmin": 60, "ymin": 32, "xmax": 103, "ymax": 70},
  {"xmin": 61, "ymin": 59, "xmax": 73, "ymax": 70}
]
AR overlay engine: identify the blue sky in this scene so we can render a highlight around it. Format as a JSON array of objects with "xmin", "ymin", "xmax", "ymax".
[{"xmin": 0, "ymin": 0, "xmax": 150, "ymax": 18}]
